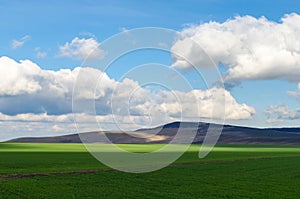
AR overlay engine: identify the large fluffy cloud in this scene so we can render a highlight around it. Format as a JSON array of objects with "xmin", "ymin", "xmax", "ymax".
[
  {"xmin": 124, "ymin": 88, "xmax": 255, "ymax": 121},
  {"xmin": 0, "ymin": 56, "xmax": 42, "ymax": 96},
  {"xmin": 0, "ymin": 56, "xmax": 110, "ymax": 115},
  {"xmin": 58, "ymin": 37, "xmax": 104, "ymax": 60},
  {"xmin": 0, "ymin": 56, "xmax": 256, "ymax": 139},
  {"xmin": 0, "ymin": 56, "xmax": 254, "ymax": 121},
  {"xmin": 171, "ymin": 13, "xmax": 300, "ymax": 82}
]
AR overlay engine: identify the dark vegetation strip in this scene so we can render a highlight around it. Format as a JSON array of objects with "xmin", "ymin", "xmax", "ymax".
[
  {"xmin": 1, "ymin": 155, "xmax": 299, "ymax": 181},
  {"xmin": 0, "ymin": 168, "xmax": 115, "ymax": 180}
]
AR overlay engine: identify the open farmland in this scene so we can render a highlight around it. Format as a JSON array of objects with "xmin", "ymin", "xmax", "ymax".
[{"xmin": 0, "ymin": 143, "xmax": 299, "ymax": 198}]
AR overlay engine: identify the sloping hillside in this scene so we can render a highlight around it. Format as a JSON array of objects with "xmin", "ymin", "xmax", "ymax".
[{"xmin": 6, "ymin": 122, "xmax": 300, "ymax": 145}]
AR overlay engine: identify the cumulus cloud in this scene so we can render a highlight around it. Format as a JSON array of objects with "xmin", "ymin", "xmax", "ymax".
[
  {"xmin": 0, "ymin": 56, "xmax": 117, "ymax": 115},
  {"xmin": 11, "ymin": 35, "xmax": 31, "ymax": 49},
  {"xmin": 0, "ymin": 56, "xmax": 255, "ymax": 138},
  {"xmin": 265, "ymin": 104, "xmax": 300, "ymax": 123},
  {"xmin": 58, "ymin": 37, "xmax": 104, "ymax": 60},
  {"xmin": 0, "ymin": 56, "xmax": 254, "ymax": 120},
  {"xmin": 123, "ymin": 88, "xmax": 255, "ymax": 121},
  {"xmin": 171, "ymin": 13, "xmax": 300, "ymax": 82},
  {"xmin": 0, "ymin": 56, "xmax": 42, "ymax": 96}
]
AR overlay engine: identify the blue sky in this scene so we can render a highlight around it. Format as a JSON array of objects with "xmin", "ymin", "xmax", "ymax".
[
  {"xmin": 0, "ymin": 0, "xmax": 300, "ymax": 140},
  {"xmin": 2, "ymin": 0, "xmax": 299, "ymax": 67}
]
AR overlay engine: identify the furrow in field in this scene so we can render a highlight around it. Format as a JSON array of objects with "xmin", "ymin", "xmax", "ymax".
[{"xmin": 2, "ymin": 155, "xmax": 299, "ymax": 181}]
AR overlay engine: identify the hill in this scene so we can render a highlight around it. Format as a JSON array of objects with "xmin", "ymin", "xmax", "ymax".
[{"xmin": 6, "ymin": 122, "xmax": 300, "ymax": 144}]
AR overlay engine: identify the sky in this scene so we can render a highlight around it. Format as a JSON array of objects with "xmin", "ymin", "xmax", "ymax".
[{"xmin": 0, "ymin": 0, "xmax": 300, "ymax": 141}]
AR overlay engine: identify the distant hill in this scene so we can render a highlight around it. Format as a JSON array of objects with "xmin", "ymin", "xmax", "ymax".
[{"xmin": 6, "ymin": 122, "xmax": 300, "ymax": 145}]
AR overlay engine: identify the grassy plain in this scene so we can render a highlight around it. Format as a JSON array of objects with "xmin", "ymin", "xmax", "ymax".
[{"xmin": 0, "ymin": 143, "xmax": 299, "ymax": 198}]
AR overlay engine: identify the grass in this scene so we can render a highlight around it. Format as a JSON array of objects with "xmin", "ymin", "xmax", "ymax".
[{"xmin": 0, "ymin": 143, "xmax": 299, "ymax": 198}]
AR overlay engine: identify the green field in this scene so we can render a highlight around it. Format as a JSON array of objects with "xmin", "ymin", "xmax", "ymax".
[{"xmin": 0, "ymin": 143, "xmax": 299, "ymax": 198}]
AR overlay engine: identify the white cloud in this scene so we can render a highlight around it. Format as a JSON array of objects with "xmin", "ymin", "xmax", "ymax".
[
  {"xmin": 35, "ymin": 47, "xmax": 47, "ymax": 58},
  {"xmin": 0, "ymin": 56, "xmax": 256, "ymax": 139},
  {"xmin": 0, "ymin": 120, "xmax": 77, "ymax": 141},
  {"xmin": 124, "ymin": 88, "xmax": 255, "ymax": 121},
  {"xmin": 0, "ymin": 56, "xmax": 42, "ymax": 95},
  {"xmin": 171, "ymin": 13, "xmax": 300, "ymax": 82},
  {"xmin": 265, "ymin": 104, "xmax": 300, "ymax": 123},
  {"xmin": 52, "ymin": 124, "xmax": 64, "ymax": 132},
  {"xmin": 0, "ymin": 112, "xmax": 73, "ymax": 122},
  {"xmin": 0, "ymin": 56, "xmax": 254, "ymax": 121},
  {"xmin": 188, "ymin": 88, "xmax": 256, "ymax": 120},
  {"xmin": 58, "ymin": 37, "xmax": 104, "ymax": 60},
  {"xmin": 0, "ymin": 56, "xmax": 81, "ymax": 114},
  {"xmin": 288, "ymin": 83, "xmax": 300, "ymax": 100},
  {"xmin": 11, "ymin": 35, "xmax": 30, "ymax": 49}
]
